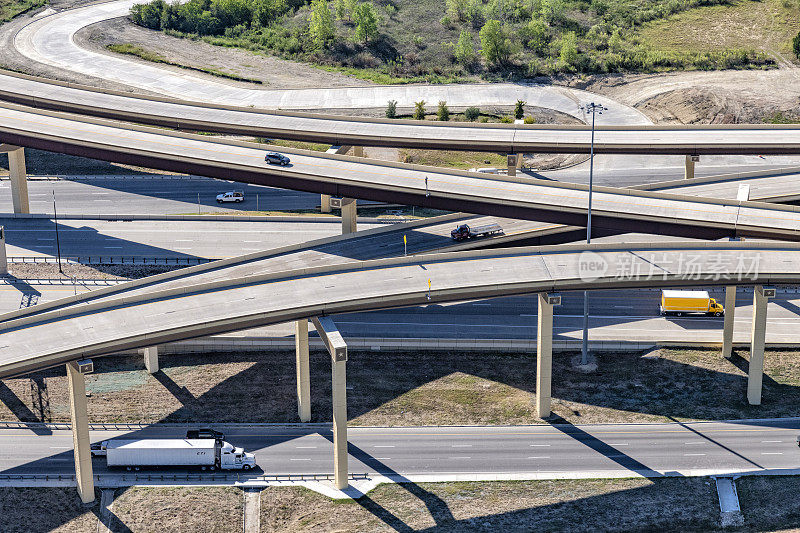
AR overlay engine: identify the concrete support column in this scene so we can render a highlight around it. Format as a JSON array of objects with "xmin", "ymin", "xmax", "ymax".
[
  {"xmin": 721, "ymin": 286, "xmax": 737, "ymax": 359},
  {"xmin": 311, "ymin": 316, "xmax": 348, "ymax": 490},
  {"xmin": 507, "ymin": 154, "xmax": 518, "ymax": 177},
  {"xmin": 320, "ymin": 194, "xmax": 331, "ymax": 214},
  {"xmin": 684, "ymin": 155, "xmax": 698, "ymax": 180},
  {"xmin": 341, "ymin": 198, "xmax": 357, "ymax": 234},
  {"xmin": 7, "ymin": 147, "xmax": 30, "ymax": 214},
  {"xmin": 141, "ymin": 346, "xmax": 159, "ymax": 374},
  {"xmin": 0, "ymin": 226, "xmax": 7, "ymax": 276},
  {"xmin": 536, "ymin": 293, "xmax": 560, "ymax": 418},
  {"xmin": 66, "ymin": 361, "xmax": 94, "ymax": 503},
  {"xmin": 295, "ymin": 320, "xmax": 311, "ymax": 422},
  {"xmin": 748, "ymin": 286, "xmax": 772, "ymax": 406},
  {"xmin": 536, "ymin": 292, "xmax": 555, "ymax": 418},
  {"xmin": 351, "ymin": 146, "xmax": 364, "ymax": 158},
  {"xmin": 331, "ymin": 356, "xmax": 347, "ymax": 489}
]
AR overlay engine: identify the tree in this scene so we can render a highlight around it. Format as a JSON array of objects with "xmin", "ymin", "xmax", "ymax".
[
  {"xmin": 253, "ymin": 0, "xmax": 288, "ymax": 26},
  {"xmin": 446, "ymin": 0, "xmax": 468, "ymax": 21},
  {"xmin": 454, "ymin": 30, "xmax": 476, "ymax": 65},
  {"xmin": 385, "ymin": 99, "xmax": 397, "ymax": 119},
  {"xmin": 413, "ymin": 100, "xmax": 426, "ymax": 120},
  {"xmin": 559, "ymin": 31, "xmax": 578, "ymax": 66},
  {"xmin": 353, "ymin": 2, "xmax": 379, "ymax": 42},
  {"xmin": 437, "ymin": 101, "xmax": 450, "ymax": 121},
  {"xmin": 794, "ymin": 30, "xmax": 800, "ymax": 60},
  {"xmin": 479, "ymin": 19, "xmax": 511, "ymax": 65},
  {"xmin": 334, "ymin": 0, "xmax": 347, "ymax": 19},
  {"xmin": 514, "ymin": 99, "xmax": 525, "ymax": 119},
  {"xmin": 130, "ymin": 0, "xmax": 166, "ymax": 30},
  {"xmin": 525, "ymin": 18, "xmax": 549, "ymax": 54},
  {"xmin": 309, "ymin": 0, "xmax": 334, "ymax": 47}
]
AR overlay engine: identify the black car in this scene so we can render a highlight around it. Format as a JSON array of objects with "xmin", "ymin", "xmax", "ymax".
[
  {"xmin": 186, "ymin": 428, "xmax": 225, "ymax": 441},
  {"xmin": 265, "ymin": 152, "xmax": 290, "ymax": 166}
]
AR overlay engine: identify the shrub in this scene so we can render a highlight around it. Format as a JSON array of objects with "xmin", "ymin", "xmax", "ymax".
[
  {"xmin": 413, "ymin": 100, "xmax": 426, "ymax": 120},
  {"xmin": 514, "ymin": 99, "xmax": 526, "ymax": 119},
  {"xmin": 353, "ymin": 2, "xmax": 379, "ymax": 43},
  {"xmin": 560, "ymin": 31, "xmax": 578, "ymax": 67},
  {"xmin": 523, "ymin": 116, "xmax": 535, "ymax": 124},
  {"xmin": 794, "ymin": 30, "xmax": 800, "ymax": 60},
  {"xmin": 454, "ymin": 30, "xmax": 476, "ymax": 65},
  {"xmin": 464, "ymin": 106, "xmax": 481, "ymax": 121},
  {"xmin": 437, "ymin": 101, "xmax": 450, "ymax": 121},
  {"xmin": 385, "ymin": 99, "xmax": 397, "ymax": 119},
  {"xmin": 500, "ymin": 115, "xmax": 514, "ymax": 123},
  {"xmin": 309, "ymin": 0, "xmax": 335, "ymax": 47}
]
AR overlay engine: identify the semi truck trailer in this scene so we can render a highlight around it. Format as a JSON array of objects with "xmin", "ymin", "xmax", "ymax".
[
  {"xmin": 91, "ymin": 439, "xmax": 256, "ymax": 471},
  {"xmin": 660, "ymin": 290, "xmax": 724, "ymax": 317},
  {"xmin": 450, "ymin": 223, "xmax": 503, "ymax": 241}
]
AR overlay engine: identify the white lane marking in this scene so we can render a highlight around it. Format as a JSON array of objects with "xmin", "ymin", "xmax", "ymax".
[
  {"xmin": 448, "ymin": 456, "xmax": 471, "ymax": 459},
  {"xmin": 373, "ymin": 457, "xmax": 392, "ymax": 460},
  {"xmin": 103, "ymin": 246, "xmax": 123, "ymax": 249},
  {"xmin": 289, "ymin": 458, "xmax": 311, "ymax": 461},
  {"xmin": 374, "ymin": 445, "xmax": 395, "ymax": 448},
  {"xmin": 451, "ymin": 444, "xmax": 472, "ymax": 448},
  {"xmin": 762, "ymin": 452, "xmax": 784, "ymax": 455},
  {"xmin": 529, "ymin": 444, "xmax": 550, "ymax": 447},
  {"xmin": 684, "ymin": 441, "xmax": 705, "ymax": 445},
  {"xmin": 761, "ymin": 440, "xmax": 782, "ymax": 443},
  {"xmin": 49, "ymin": 446, "xmax": 71, "ymax": 449},
  {"xmin": 527, "ymin": 456, "xmax": 550, "ymax": 459},
  {"xmin": 175, "ymin": 239, "xmax": 193, "ymax": 242},
  {"xmin": 684, "ymin": 453, "xmax": 706, "ymax": 456},
  {"xmin": 607, "ymin": 443, "xmax": 629, "ymax": 446},
  {"xmin": 295, "ymin": 446, "xmax": 316, "ymax": 449},
  {"xmin": 472, "ymin": 303, "xmax": 492, "ymax": 306}
]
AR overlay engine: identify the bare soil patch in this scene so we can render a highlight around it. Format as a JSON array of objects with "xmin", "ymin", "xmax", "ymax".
[
  {"xmin": 8, "ymin": 262, "xmax": 180, "ymax": 280},
  {"xmin": 1, "ymin": 348, "xmax": 797, "ymax": 425},
  {"xmin": 262, "ymin": 478, "xmax": 720, "ymax": 532},
  {"xmin": 109, "ymin": 486, "xmax": 242, "ymax": 533},
  {"xmin": 0, "ymin": 487, "xmax": 100, "ymax": 532},
  {"xmin": 77, "ymin": 17, "xmax": 371, "ymax": 89}
]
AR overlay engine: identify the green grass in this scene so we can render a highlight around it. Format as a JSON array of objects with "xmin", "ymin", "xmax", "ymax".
[
  {"xmin": 400, "ymin": 147, "xmax": 509, "ymax": 170},
  {"xmin": 0, "ymin": 0, "xmax": 46, "ymax": 22},
  {"xmin": 639, "ymin": 0, "xmax": 800, "ymax": 61},
  {"xmin": 106, "ymin": 43, "xmax": 264, "ymax": 84},
  {"xmin": 765, "ymin": 111, "xmax": 800, "ymax": 124}
]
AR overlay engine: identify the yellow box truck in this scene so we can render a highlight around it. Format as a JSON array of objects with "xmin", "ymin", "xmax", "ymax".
[{"xmin": 660, "ymin": 290, "xmax": 724, "ymax": 317}]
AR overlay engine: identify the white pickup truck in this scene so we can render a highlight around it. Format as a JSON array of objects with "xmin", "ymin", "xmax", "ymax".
[{"xmin": 216, "ymin": 191, "xmax": 244, "ymax": 203}]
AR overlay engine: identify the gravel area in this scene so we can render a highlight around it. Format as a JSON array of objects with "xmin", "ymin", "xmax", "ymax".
[{"xmin": 7, "ymin": 262, "xmax": 181, "ymax": 280}]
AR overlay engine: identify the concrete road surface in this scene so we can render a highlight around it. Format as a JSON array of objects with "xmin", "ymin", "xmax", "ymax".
[{"xmin": 1, "ymin": 419, "xmax": 798, "ymax": 478}]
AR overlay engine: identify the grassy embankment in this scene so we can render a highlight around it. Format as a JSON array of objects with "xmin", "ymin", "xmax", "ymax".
[
  {"xmin": 0, "ymin": 0, "xmax": 46, "ymax": 23},
  {"xmin": 122, "ymin": 0, "xmax": 797, "ymax": 85},
  {"xmin": 2, "ymin": 347, "xmax": 799, "ymax": 425}
]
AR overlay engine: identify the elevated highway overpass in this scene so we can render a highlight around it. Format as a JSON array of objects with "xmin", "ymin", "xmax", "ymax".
[
  {"xmin": 5, "ymin": 102, "xmax": 800, "ymax": 242},
  {"xmin": 2, "ymin": 70, "xmax": 800, "ymax": 155}
]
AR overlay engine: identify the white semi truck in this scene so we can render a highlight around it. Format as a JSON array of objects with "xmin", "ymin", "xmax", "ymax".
[{"xmin": 91, "ymin": 439, "xmax": 256, "ymax": 471}]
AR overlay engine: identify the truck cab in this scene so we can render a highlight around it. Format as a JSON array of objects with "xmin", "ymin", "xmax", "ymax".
[
  {"xmin": 708, "ymin": 299, "xmax": 724, "ymax": 315},
  {"xmin": 219, "ymin": 441, "xmax": 256, "ymax": 470}
]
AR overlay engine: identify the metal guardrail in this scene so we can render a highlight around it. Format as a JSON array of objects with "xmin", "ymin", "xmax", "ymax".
[
  {"xmin": 7, "ymin": 256, "xmax": 211, "ymax": 266},
  {"xmin": 0, "ymin": 421, "xmax": 332, "ymax": 430}
]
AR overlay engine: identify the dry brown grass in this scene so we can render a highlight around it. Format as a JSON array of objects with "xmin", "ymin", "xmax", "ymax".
[
  {"xmin": 736, "ymin": 476, "xmax": 800, "ymax": 531},
  {"xmin": 261, "ymin": 478, "xmax": 721, "ymax": 532},
  {"xmin": 110, "ymin": 486, "xmax": 242, "ymax": 532},
  {"xmin": 1, "ymin": 347, "xmax": 798, "ymax": 425},
  {"xmin": 0, "ymin": 488, "xmax": 100, "ymax": 532}
]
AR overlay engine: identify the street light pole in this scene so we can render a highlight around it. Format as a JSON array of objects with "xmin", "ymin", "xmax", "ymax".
[
  {"xmin": 52, "ymin": 189, "xmax": 63, "ymax": 275},
  {"xmin": 580, "ymin": 102, "xmax": 605, "ymax": 366}
]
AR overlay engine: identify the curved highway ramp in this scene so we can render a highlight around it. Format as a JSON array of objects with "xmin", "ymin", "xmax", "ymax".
[{"xmin": 0, "ymin": 241, "xmax": 797, "ymax": 378}]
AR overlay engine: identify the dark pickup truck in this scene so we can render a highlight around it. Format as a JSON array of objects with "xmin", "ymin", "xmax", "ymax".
[{"xmin": 450, "ymin": 223, "xmax": 503, "ymax": 241}]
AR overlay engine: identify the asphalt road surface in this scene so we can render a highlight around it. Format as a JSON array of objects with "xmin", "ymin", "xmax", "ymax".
[{"xmin": 1, "ymin": 420, "xmax": 798, "ymax": 477}]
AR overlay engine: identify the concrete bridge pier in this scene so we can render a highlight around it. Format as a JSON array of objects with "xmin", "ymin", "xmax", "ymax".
[
  {"xmin": 685, "ymin": 155, "xmax": 699, "ymax": 180},
  {"xmin": 66, "ymin": 360, "xmax": 94, "ymax": 503},
  {"xmin": 0, "ymin": 226, "xmax": 7, "ymax": 275},
  {"xmin": 507, "ymin": 154, "xmax": 522, "ymax": 177},
  {"xmin": 747, "ymin": 285, "xmax": 773, "ymax": 405},
  {"xmin": 536, "ymin": 292, "xmax": 560, "ymax": 418},
  {"xmin": 1, "ymin": 145, "xmax": 30, "ymax": 214},
  {"xmin": 721, "ymin": 286, "xmax": 737, "ymax": 358},
  {"xmin": 139, "ymin": 346, "xmax": 159, "ymax": 373},
  {"xmin": 311, "ymin": 316, "xmax": 348, "ymax": 490},
  {"xmin": 295, "ymin": 320, "xmax": 311, "ymax": 422},
  {"xmin": 322, "ymin": 146, "xmax": 354, "ymax": 213}
]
